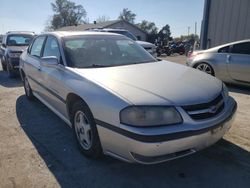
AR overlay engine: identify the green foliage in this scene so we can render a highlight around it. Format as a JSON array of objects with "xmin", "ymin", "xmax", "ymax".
[
  {"xmin": 153, "ymin": 24, "xmax": 172, "ymax": 44},
  {"xmin": 118, "ymin": 8, "xmax": 136, "ymax": 24},
  {"xmin": 49, "ymin": 0, "xmax": 87, "ymax": 30},
  {"xmin": 137, "ymin": 20, "xmax": 158, "ymax": 34}
]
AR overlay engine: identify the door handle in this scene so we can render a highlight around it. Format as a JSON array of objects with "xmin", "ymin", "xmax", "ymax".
[
  {"xmin": 37, "ymin": 65, "xmax": 41, "ymax": 71},
  {"xmin": 226, "ymin": 55, "xmax": 231, "ymax": 63}
]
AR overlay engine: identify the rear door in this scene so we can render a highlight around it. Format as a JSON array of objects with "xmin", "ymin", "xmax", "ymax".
[
  {"xmin": 24, "ymin": 36, "xmax": 46, "ymax": 94},
  {"xmin": 227, "ymin": 42, "xmax": 250, "ymax": 83}
]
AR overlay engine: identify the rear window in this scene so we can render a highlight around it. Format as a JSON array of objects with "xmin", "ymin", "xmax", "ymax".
[{"xmin": 218, "ymin": 46, "xmax": 229, "ymax": 53}]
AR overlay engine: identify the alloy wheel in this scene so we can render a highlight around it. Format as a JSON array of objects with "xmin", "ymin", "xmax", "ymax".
[{"xmin": 196, "ymin": 63, "xmax": 213, "ymax": 75}]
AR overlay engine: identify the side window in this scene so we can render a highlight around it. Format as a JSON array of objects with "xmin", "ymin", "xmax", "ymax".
[
  {"xmin": 43, "ymin": 36, "xmax": 61, "ymax": 60},
  {"xmin": 231, "ymin": 42, "xmax": 250, "ymax": 55},
  {"xmin": 218, "ymin": 46, "xmax": 229, "ymax": 53},
  {"xmin": 30, "ymin": 36, "xmax": 46, "ymax": 57}
]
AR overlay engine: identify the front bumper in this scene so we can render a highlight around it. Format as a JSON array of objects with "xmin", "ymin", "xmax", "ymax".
[
  {"xmin": 8, "ymin": 58, "xmax": 20, "ymax": 69},
  {"xmin": 97, "ymin": 97, "xmax": 237, "ymax": 164}
]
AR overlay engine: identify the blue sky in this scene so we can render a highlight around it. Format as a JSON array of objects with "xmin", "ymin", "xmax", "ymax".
[{"xmin": 0, "ymin": 0, "xmax": 204, "ymax": 37}]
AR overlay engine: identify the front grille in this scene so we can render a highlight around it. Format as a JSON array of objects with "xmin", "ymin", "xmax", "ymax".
[{"xmin": 182, "ymin": 94, "xmax": 224, "ymax": 120}]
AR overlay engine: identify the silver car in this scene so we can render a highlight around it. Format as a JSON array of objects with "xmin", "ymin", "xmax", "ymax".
[
  {"xmin": 20, "ymin": 31, "xmax": 237, "ymax": 164},
  {"xmin": 186, "ymin": 39, "xmax": 250, "ymax": 86}
]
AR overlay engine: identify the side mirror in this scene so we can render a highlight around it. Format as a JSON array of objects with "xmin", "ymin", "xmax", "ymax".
[
  {"xmin": 41, "ymin": 56, "xmax": 59, "ymax": 67},
  {"xmin": 2, "ymin": 43, "xmax": 6, "ymax": 48}
]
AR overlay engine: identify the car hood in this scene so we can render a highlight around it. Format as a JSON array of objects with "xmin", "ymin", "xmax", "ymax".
[
  {"xmin": 7, "ymin": 46, "xmax": 28, "ymax": 53},
  {"xmin": 136, "ymin": 40, "xmax": 156, "ymax": 48},
  {"xmin": 73, "ymin": 61, "xmax": 222, "ymax": 106}
]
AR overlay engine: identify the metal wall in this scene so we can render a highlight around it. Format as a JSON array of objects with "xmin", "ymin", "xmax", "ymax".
[{"xmin": 201, "ymin": 0, "xmax": 250, "ymax": 49}]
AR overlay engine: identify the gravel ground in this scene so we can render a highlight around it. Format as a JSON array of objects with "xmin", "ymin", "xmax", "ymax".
[{"xmin": 0, "ymin": 57, "xmax": 250, "ymax": 188}]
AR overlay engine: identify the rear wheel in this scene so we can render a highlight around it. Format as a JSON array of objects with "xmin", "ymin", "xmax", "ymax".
[
  {"xmin": 72, "ymin": 101, "xmax": 102, "ymax": 158},
  {"xmin": 196, "ymin": 63, "xmax": 214, "ymax": 76},
  {"xmin": 24, "ymin": 75, "xmax": 34, "ymax": 100}
]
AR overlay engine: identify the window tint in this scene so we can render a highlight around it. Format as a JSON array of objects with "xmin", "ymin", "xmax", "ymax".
[
  {"xmin": 43, "ymin": 36, "xmax": 61, "ymax": 60},
  {"xmin": 218, "ymin": 46, "xmax": 229, "ymax": 53},
  {"xmin": 30, "ymin": 36, "xmax": 46, "ymax": 57},
  {"xmin": 231, "ymin": 42, "xmax": 250, "ymax": 55}
]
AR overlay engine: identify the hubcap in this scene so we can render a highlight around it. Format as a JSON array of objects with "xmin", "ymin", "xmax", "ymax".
[
  {"xmin": 196, "ymin": 64, "xmax": 212, "ymax": 75},
  {"xmin": 74, "ymin": 111, "xmax": 92, "ymax": 150}
]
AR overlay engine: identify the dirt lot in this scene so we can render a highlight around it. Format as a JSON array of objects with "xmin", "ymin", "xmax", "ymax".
[{"xmin": 0, "ymin": 57, "xmax": 250, "ymax": 188}]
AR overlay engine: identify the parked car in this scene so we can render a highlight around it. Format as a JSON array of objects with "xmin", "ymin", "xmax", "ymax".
[
  {"xmin": 20, "ymin": 31, "xmax": 237, "ymax": 164},
  {"xmin": 86, "ymin": 28, "xmax": 157, "ymax": 57},
  {"xmin": 187, "ymin": 39, "xmax": 250, "ymax": 86},
  {"xmin": 0, "ymin": 31, "xmax": 35, "ymax": 77},
  {"xmin": 170, "ymin": 43, "xmax": 185, "ymax": 55}
]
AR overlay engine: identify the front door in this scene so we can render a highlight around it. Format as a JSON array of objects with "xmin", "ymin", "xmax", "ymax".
[
  {"xmin": 227, "ymin": 42, "xmax": 250, "ymax": 83},
  {"xmin": 40, "ymin": 36, "xmax": 68, "ymax": 118}
]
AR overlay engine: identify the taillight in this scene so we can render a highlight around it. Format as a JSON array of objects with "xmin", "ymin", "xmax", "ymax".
[{"xmin": 188, "ymin": 51, "xmax": 203, "ymax": 58}]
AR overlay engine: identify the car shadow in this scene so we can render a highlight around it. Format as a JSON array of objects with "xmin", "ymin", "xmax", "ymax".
[
  {"xmin": 0, "ymin": 70, "xmax": 22, "ymax": 88},
  {"xmin": 227, "ymin": 84, "xmax": 250, "ymax": 95},
  {"xmin": 16, "ymin": 95, "xmax": 250, "ymax": 188}
]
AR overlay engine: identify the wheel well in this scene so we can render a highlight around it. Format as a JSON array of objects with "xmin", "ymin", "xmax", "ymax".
[
  {"xmin": 66, "ymin": 93, "xmax": 88, "ymax": 123},
  {"xmin": 194, "ymin": 62, "xmax": 215, "ymax": 76}
]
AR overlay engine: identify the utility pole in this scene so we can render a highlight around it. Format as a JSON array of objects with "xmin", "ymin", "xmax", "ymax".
[
  {"xmin": 195, "ymin": 22, "xmax": 197, "ymax": 36},
  {"xmin": 188, "ymin": 26, "xmax": 190, "ymax": 36}
]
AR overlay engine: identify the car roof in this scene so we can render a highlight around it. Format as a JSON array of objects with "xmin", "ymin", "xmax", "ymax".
[
  {"xmin": 6, "ymin": 31, "xmax": 35, "ymax": 35},
  {"xmin": 43, "ymin": 31, "xmax": 122, "ymax": 38},
  {"xmin": 207, "ymin": 39, "xmax": 250, "ymax": 52}
]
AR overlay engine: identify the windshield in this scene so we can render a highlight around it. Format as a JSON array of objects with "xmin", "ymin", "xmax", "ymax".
[
  {"xmin": 7, "ymin": 34, "xmax": 34, "ymax": 46},
  {"xmin": 108, "ymin": 30, "xmax": 137, "ymax": 41},
  {"xmin": 63, "ymin": 35, "xmax": 156, "ymax": 68}
]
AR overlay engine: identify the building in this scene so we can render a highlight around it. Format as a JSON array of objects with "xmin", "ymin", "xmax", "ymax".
[
  {"xmin": 57, "ymin": 20, "xmax": 147, "ymax": 41},
  {"xmin": 201, "ymin": 0, "xmax": 250, "ymax": 49}
]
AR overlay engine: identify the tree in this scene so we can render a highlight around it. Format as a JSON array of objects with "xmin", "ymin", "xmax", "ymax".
[
  {"xmin": 96, "ymin": 15, "xmax": 110, "ymax": 23},
  {"xmin": 49, "ymin": 0, "xmax": 87, "ymax": 30},
  {"xmin": 158, "ymin": 24, "xmax": 172, "ymax": 44},
  {"xmin": 137, "ymin": 20, "xmax": 158, "ymax": 34},
  {"xmin": 118, "ymin": 8, "xmax": 136, "ymax": 24}
]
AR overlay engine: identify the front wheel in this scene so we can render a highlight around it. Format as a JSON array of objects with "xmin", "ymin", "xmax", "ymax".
[
  {"xmin": 72, "ymin": 101, "xmax": 102, "ymax": 158},
  {"xmin": 6, "ymin": 61, "xmax": 16, "ymax": 78},
  {"xmin": 195, "ymin": 63, "xmax": 214, "ymax": 76}
]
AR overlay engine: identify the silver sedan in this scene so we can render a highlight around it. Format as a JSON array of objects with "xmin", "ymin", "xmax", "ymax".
[
  {"xmin": 187, "ymin": 39, "xmax": 250, "ymax": 87},
  {"xmin": 20, "ymin": 31, "xmax": 237, "ymax": 164}
]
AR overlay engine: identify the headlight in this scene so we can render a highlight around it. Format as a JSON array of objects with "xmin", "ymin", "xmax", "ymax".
[
  {"xmin": 9, "ymin": 53, "xmax": 21, "ymax": 58},
  {"xmin": 222, "ymin": 83, "xmax": 229, "ymax": 100},
  {"xmin": 120, "ymin": 106, "xmax": 182, "ymax": 127}
]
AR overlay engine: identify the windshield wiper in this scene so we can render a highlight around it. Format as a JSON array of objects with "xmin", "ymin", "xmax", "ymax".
[{"xmin": 86, "ymin": 64, "xmax": 108, "ymax": 68}]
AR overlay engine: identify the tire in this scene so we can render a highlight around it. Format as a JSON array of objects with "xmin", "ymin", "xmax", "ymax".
[
  {"xmin": 6, "ymin": 61, "xmax": 16, "ymax": 78},
  {"xmin": 195, "ymin": 63, "xmax": 214, "ymax": 76},
  {"xmin": 72, "ymin": 101, "xmax": 102, "ymax": 158},
  {"xmin": 23, "ymin": 75, "xmax": 35, "ymax": 100},
  {"xmin": 1, "ymin": 59, "xmax": 7, "ymax": 71}
]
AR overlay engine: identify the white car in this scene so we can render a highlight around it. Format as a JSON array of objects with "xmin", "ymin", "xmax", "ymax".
[{"xmin": 20, "ymin": 31, "xmax": 237, "ymax": 164}]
